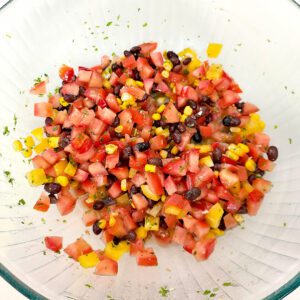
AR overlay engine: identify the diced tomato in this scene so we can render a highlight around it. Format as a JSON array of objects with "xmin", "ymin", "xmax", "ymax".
[
  {"xmin": 193, "ymin": 235, "xmax": 216, "ymax": 261},
  {"xmin": 143, "ymin": 78, "xmax": 154, "ymax": 94},
  {"xmin": 95, "ymin": 258, "xmax": 118, "ymax": 276},
  {"xmin": 61, "ymin": 82, "xmax": 79, "ymax": 96},
  {"xmin": 122, "ymin": 54, "xmax": 137, "ymax": 69},
  {"xmin": 88, "ymin": 162, "xmax": 108, "ymax": 176},
  {"xmin": 139, "ymin": 42, "xmax": 157, "ymax": 55},
  {"xmin": 164, "ymin": 176, "xmax": 177, "ymax": 195},
  {"xmin": 130, "ymin": 239, "xmax": 144, "ymax": 256},
  {"xmin": 30, "ymin": 81, "xmax": 46, "ymax": 95},
  {"xmin": 149, "ymin": 135, "xmax": 167, "ymax": 150},
  {"xmin": 89, "ymin": 71, "xmax": 103, "ymax": 88},
  {"xmin": 242, "ymin": 102, "xmax": 259, "ymax": 115},
  {"xmin": 247, "ymin": 189, "xmax": 264, "ymax": 216},
  {"xmin": 64, "ymin": 237, "xmax": 93, "ymax": 260},
  {"xmin": 108, "ymin": 181, "xmax": 122, "ymax": 198},
  {"xmin": 215, "ymin": 185, "xmax": 235, "ymax": 202},
  {"xmin": 56, "ymin": 193, "xmax": 76, "ymax": 216},
  {"xmin": 136, "ymin": 248, "xmax": 158, "ymax": 266},
  {"xmin": 163, "ymin": 159, "xmax": 187, "ymax": 177},
  {"xmin": 162, "ymin": 102, "xmax": 180, "ymax": 123},
  {"xmin": 150, "ymin": 51, "xmax": 164, "ymax": 67},
  {"xmin": 107, "ymin": 216, "xmax": 128, "ymax": 237},
  {"xmin": 219, "ymin": 169, "xmax": 240, "ymax": 189},
  {"xmin": 34, "ymin": 102, "xmax": 52, "ymax": 117},
  {"xmin": 224, "ymin": 213, "xmax": 238, "ymax": 229},
  {"xmin": 32, "ymin": 155, "xmax": 51, "ymax": 170},
  {"xmin": 187, "ymin": 149, "xmax": 200, "ymax": 173},
  {"xmin": 254, "ymin": 133, "xmax": 270, "ymax": 148},
  {"xmin": 119, "ymin": 109, "xmax": 134, "ymax": 135},
  {"xmin": 132, "ymin": 193, "xmax": 149, "ymax": 210},
  {"xmin": 218, "ymin": 90, "xmax": 241, "ymax": 108},
  {"xmin": 105, "ymin": 93, "xmax": 121, "ymax": 113},
  {"xmin": 257, "ymin": 157, "xmax": 275, "ymax": 171},
  {"xmin": 136, "ymin": 57, "xmax": 155, "ymax": 79},
  {"xmin": 252, "ymin": 178, "xmax": 272, "ymax": 194},
  {"xmin": 109, "ymin": 166, "xmax": 129, "ymax": 180},
  {"xmin": 199, "ymin": 125, "xmax": 213, "ymax": 137},
  {"xmin": 78, "ymin": 69, "xmax": 92, "ymax": 83},
  {"xmin": 181, "ymin": 86, "xmax": 198, "ymax": 101},
  {"xmin": 189, "ymin": 166, "xmax": 214, "ymax": 188},
  {"xmin": 145, "ymin": 172, "xmax": 163, "ymax": 195},
  {"xmin": 98, "ymin": 107, "xmax": 116, "ymax": 125},
  {"xmin": 45, "ymin": 236, "xmax": 63, "ymax": 252},
  {"xmin": 59, "ymin": 65, "xmax": 74, "ymax": 82},
  {"xmin": 105, "ymin": 152, "xmax": 119, "ymax": 169},
  {"xmin": 33, "ymin": 192, "xmax": 50, "ymax": 212}
]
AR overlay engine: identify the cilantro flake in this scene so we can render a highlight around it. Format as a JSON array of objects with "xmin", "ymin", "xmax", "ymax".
[
  {"xmin": 106, "ymin": 21, "xmax": 113, "ymax": 27},
  {"xmin": 18, "ymin": 199, "xmax": 26, "ymax": 206},
  {"xmin": 3, "ymin": 126, "xmax": 10, "ymax": 136},
  {"xmin": 288, "ymin": 138, "xmax": 292, "ymax": 144},
  {"xmin": 203, "ymin": 289, "xmax": 211, "ymax": 295},
  {"xmin": 85, "ymin": 283, "xmax": 93, "ymax": 288},
  {"xmin": 159, "ymin": 286, "xmax": 170, "ymax": 297},
  {"xmin": 210, "ymin": 293, "xmax": 216, "ymax": 298},
  {"xmin": 142, "ymin": 22, "xmax": 148, "ymax": 27},
  {"xmin": 223, "ymin": 282, "xmax": 234, "ymax": 287}
]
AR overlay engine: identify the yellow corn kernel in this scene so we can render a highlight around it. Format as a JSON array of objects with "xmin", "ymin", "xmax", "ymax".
[
  {"xmin": 27, "ymin": 168, "xmax": 47, "ymax": 186},
  {"xmin": 115, "ymin": 125, "xmax": 123, "ymax": 133},
  {"xmin": 135, "ymin": 80, "xmax": 144, "ymax": 87},
  {"xmin": 31, "ymin": 127, "xmax": 44, "ymax": 141},
  {"xmin": 53, "ymin": 160, "xmax": 68, "ymax": 176},
  {"xmin": 55, "ymin": 175, "xmax": 69, "ymax": 187},
  {"xmin": 85, "ymin": 196, "xmax": 95, "ymax": 204},
  {"xmin": 228, "ymin": 144, "xmax": 245, "ymax": 157},
  {"xmin": 22, "ymin": 148, "xmax": 32, "ymax": 158},
  {"xmin": 13, "ymin": 140, "xmax": 23, "ymax": 152},
  {"xmin": 233, "ymin": 214, "xmax": 244, "ymax": 224},
  {"xmin": 171, "ymin": 146, "xmax": 179, "ymax": 155},
  {"xmin": 193, "ymin": 79, "xmax": 200, "ymax": 87},
  {"xmin": 197, "ymin": 144, "xmax": 213, "ymax": 153},
  {"xmin": 238, "ymin": 143, "xmax": 249, "ymax": 153},
  {"xmin": 47, "ymin": 137, "xmax": 60, "ymax": 148},
  {"xmin": 160, "ymin": 150, "xmax": 168, "ymax": 159},
  {"xmin": 125, "ymin": 78, "xmax": 137, "ymax": 87},
  {"xmin": 105, "ymin": 144, "xmax": 118, "ymax": 154},
  {"xmin": 206, "ymin": 43, "xmax": 223, "ymax": 58},
  {"xmin": 64, "ymin": 161, "xmax": 77, "ymax": 177},
  {"xmin": 225, "ymin": 150, "xmax": 239, "ymax": 161},
  {"xmin": 152, "ymin": 113, "xmax": 161, "ymax": 121},
  {"xmin": 211, "ymin": 228, "xmax": 225, "ymax": 236},
  {"xmin": 98, "ymin": 219, "xmax": 107, "ymax": 229},
  {"xmin": 121, "ymin": 179, "xmax": 127, "ymax": 191},
  {"xmin": 59, "ymin": 97, "xmax": 69, "ymax": 107},
  {"xmin": 109, "ymin": 215, "xmax": 116, "ymax": 227},
  {"xmin": 206, "ymin": 64, "xmax": 223, "ymax": 80},
  {"xmin": 205, "ymin": 203, "xmax": 224, "ymax": 229},
  {"xmin": 104, "ymin": 241, "xmax": 130, "ymax": 261},
  {"xmin": 245, "ymin": 159, "xmax": 256, "ymax": 172},
  {"xmin": 155, "ymin": 127, "xmax": 164, "ymax": 136},
  {"xmin": 103, "ymin": 80, "xmax": 111, "ymax": 89},
  {"xmin": 34, "ymin": 139, "xmax": 48, "ymax": 154},
  {"xmin": 161, "ymin": 128, "xmax": 170, "ymax": 138},
  {"xmin": 180, "ymin": 114, "xmax": 187, "ymax": 123},
  {"xmin": 183, "ymin": 106, "xmax": 193, "ymax": 116},
  {"xmin": 161, "ymin": 70, "xmax": 169, "ymax": 78},
  {"xmin": 199, "ymin": 156, "xmax": 214, "ymax": 167},
  {"xmin": 135, "ymin": 226, "xmax": 148, "ymax": 239},
  {"xmin": 121, "ymin": 92, "xmax": 134, "ymax": 102},
  {"xmin": 145, "ymin": 164, "xmax": 156, "ymax": 173},
  {"xmin": 117, "ymin": 97, "xmax": 122, "ymax": 105},
  {"xmin": 24, "ymin": 136, "xmax": 35, "ymax": 148},
  {"xmin": 78, "ymin": 252, "xmax": 99, "ymax": 268},
  {"xmin": 163, "ymin": 60, "xmax": 173, "ymax": 71},
  {"xmin": 230, "ymin": 127, "xmax": 241, "ymax": 133},
  {"xmin": 161, "ymin": 194, "xmax": 166, "ymax": 202},
  {"xmin": 144, "ymin": 216, "xmax": 160, "ymax": 231},
  {"xmin": 242, "ymin": 180, "xmax": 254, "ymax": 193},
  {"xmin": 141, "ymin": 184, "xmax": 160, "ymax": 201},
  {"xmin": 129, "ymin": 168, "xmax": 137, "ymax": 179},
  {"xmin": 214, "ymin": 170, "xmax": 219, "ymax": 177},
  {"xmin": 165, "ymin": 206, "xmax": 184, "ymax": 218},
  {"xmin": 157, "ymin": 104, "xmax": 166, "ymax": 113}
]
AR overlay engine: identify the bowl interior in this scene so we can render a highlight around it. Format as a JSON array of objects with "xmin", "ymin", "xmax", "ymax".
[{"xmin": 0, "ymin": 0, "xmax": 299, "ymax": 299}]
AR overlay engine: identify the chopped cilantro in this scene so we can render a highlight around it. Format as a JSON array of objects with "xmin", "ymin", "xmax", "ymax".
[
  {"xmin": 288, "ymin": 138, "xmax": 292, "ymax": 144},
  {"xmin": 138, "ymin": 8, "xmax": 141, "ymax": 12},
  {"xmin": 5, "ymin": 33, "xmax": 12, "ymax": 38},
  {"xmin": 43, "ymin": 251, "xmax": 46, "ymax": 255},
  {"xmin": 117, "ymin": 15, "xmax": 120, "ymax": 20},
  {"xmin": 159, "ymin": 286, "xmax": 170, "ymax": 297},
  {"xmin": 283, "ymin": 222, "xmax": 287, "ymax": 227},
  {"xmin": 284, "ymin": 86, "xmax": 288, "ymax": 90},
  {"xmin": 106, "ymin": 21, "xmax": 113, "ymax": 26},
  {"xmin": 54, "ymin": 86, "xmax": 60, "ymax": 94},
  {"xmin": 111, "ymin": 52, "xmax": 116, "ymax": 56},
  {"xmin": 213, "ymin": 288, "xmax": 219, "ymax": 292},
  {"xmin": 3, "ymin": 126, "xmax": 10, "ymax": 136},
  {"xmin": 104, "ymin": 36, "xmax": 109, "ymax": 40},
  {"xmin": 223, "ymin": 282, "xmax": 234, "ymax": 287},
  {"xmin": 63, "ymin": 219, "xmax": 67, "ymax": 223},
  {"xmin": 13, "ymin": 114, "xmax": 17, "ymax": 129},
  {"xmin": 85, "ymin": 283, "xmax": 93, "ymax": 288},
  {"xmin": 203, "ymin": 290, "xmax": 211, "ymax": 295},
  {"xmin": 142, "ymin": 22, "xmax": 148, "ymax": 27},
  {"xmin": 41, "ymin": 218, "xmax": 46, "ymax": 224},
  {"xmin": 33, "ymin": 76, "xmax": 42, "ymax": 85},
  {"xmin": 274, "ymin": 124, "xmax": 278, "ymax": 129},
  {"xmin": 106, "ymin": 296, "xmax": 115, "ymax": 300},
  {"xmin": 182, "ymin": 69, "xmax": 189, "ymax": 75},
  {"xmin": 210, "ymin": 293, "xmax": 216, "ymax": 298},
  {"xmin": 18, "ymin": 199, "xmax": 26, "ymax": 206},
  {"xmin": 3, "ymin": 171, "xmax": 14, "ymax": 186}
]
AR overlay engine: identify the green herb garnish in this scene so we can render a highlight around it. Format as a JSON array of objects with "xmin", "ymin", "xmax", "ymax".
[
  {"xmin": 142, "ymin": 22, "xmax": 148, "ymax": 27},
  {"xmin": 3, "ymin": 126, "xmax": 10, "ymax": 136},
  {"xmin": 18, "ymin": 199, "xmax": 26, "ymax": 206},
  {"xmin": 106, "ymin": 21, "xmax": 113, "ymax": 26},
  {"xmin": 159, "ymin": 286, "xmax": 170, "ymax": 297}
]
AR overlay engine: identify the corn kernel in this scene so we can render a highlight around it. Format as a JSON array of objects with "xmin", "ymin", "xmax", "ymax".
[
  {"xmin": 228, "ymin": 144, "xmax": 245, "ymax": 157},
  {"xmin": 98, "ymin": 219, "xmax": 107, "ymax": 229},
  {"xmin": 144, "ymin": 216, "xmax": 160, "ymax": 231},
  {"xmin": 233, "ymin": 214, "xmax": 244, "ymax": 224},
  {"xmin": 129, "ymin": 168, "xmax": 137, "ymax": 178},
  {"xmin": 64, "ymin": 161, "xmax": 77, "ymax": 176},
  {"xmin": 109, "ymin": 215, "xmax": 116, "ymax": 227},
  {"xmin": 24, "ymin": 136, "xmax": 35, "ymax": 148},
  {"xmin": 161, "ymin": 128, "xmax": 170, "ymax": 138},
  {"xmin": 22, "ymin": 148, "xmax": 32, "ymax": 158},
  {"xmin": 238, "ymin": 143, "xmax": 249, "ymax": 153},
  {"xmin": 152, "ymin": 113, "xmax": 161, "ymax": 121},
  {"xmin": 135, "ymin": 226, "xmax": 148, "ymax": 239},
  {"xmin": 230, "ymin": 127, "xmax": 241, "ymax": 133},
  {"xmin": 59, "ymin": 97, "xmax": 69, "ymax": 107},
  {"xmin": 155, "ymin": 127, "xmax": 164, "ymax": 135},
  {"xmin": 55, "ymin": 175, "xmax": 69, "ymax": 187},
  {"xmin": 197, "ymin": 144, "xmax": 213, "ymax": 153},
  {"xmin": 135, "ymin": 81, "xmax": 144, "ymax": 87},
  {"xmin": 125, "ymin": 78, "xmax": 136, "ymax": 87},
  {"xmin": 45, "ymin": 176, "xmax": 54, "ymax": 183},
  {"xmin": 199, "ymin": 155, "xmax": 214, "ymax": 167},
  {"xmin": 214, "ymin": 170, "xmax": 219, "ymax": 177},
  {"xmin": 47, "ymin": 137, "xmax": 60, "ymax": 148},
  {"xmin": 13, "ymin": 140, "xmax": 23, "ymax": 152},
  {"xmin": 114, "ymin": 125, "xmax": 123, "ymax": 134},
  {"xmin": 171, "ymin": 146, "xmax": 179, "ymax": 155},
  {"xmin": 183, "ymin": 106, "xmax": 193, "ymax": 116},
  {"xmin": 193, "ymin": 79, "xmax": 200, "ymax": 87},
  {"xmin": 163, "ymin": 60, "xmax": 173, "ymax": 71},
  {"xmin": 245, "ymin": 159, "xmax": 256, "ymax": 172},
  {"xmin": 161, "ymin": 70, "xmax": 169, "ymax": 78},
  {"xmin": 161, "ymin": 194, "xmax": 166, "ymax": 202},
  {"xmin": 160, "ymin": 150, "xmax": 168, "ymax": 159},
  {"xmin": 103, "ymin": 80, "xmax": 111, "ymax": 89},
  {"xmin": 121, "ymin": 92, "xmax": 134, "ymax": 102},
  {"xmin": 121, "ymin": 179, "xmax": 127, "ymax": 191},
  {"xmin": 180, "ymin": 114, "xmax": 187, "ymax": 122},
  {"xmin": 206, "ymin": 43, "xmax": 223, "ymax": 58},
  {"xmin": 157, "ymin": 104, "xmax": 166, "ymax": 114},
  {"xmin": 206, "ymin": 64, "xmax": 223, "ymax": 80},
  {"xmin": 105, "ymin": 144, "xmax": 118, "ymax": 154},
  {"xmin": 225, "ymin": 150, "xmax": 239, "ymax": 161},
  {"xmin": 31, "ymin": 127, "xmax": 44, "ymax": 141},
  {"xmin": 145, "ymin": 164, "xmax": 156, "ymax": 173}
]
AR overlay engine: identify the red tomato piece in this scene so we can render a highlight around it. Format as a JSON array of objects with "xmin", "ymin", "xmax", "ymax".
[
  {"xmin": 132, "ymin": 193, "xmax": 149, "ymax": 210},
  {"xmin": 247, "ymin": 189, "xmax": 264, "ymax": 216},
  {"xmin": 164, "ymin": 176, "xmax": 177, "ymax": 195},
  {"xmin": 30, "ymin": 81, "xmax": 46, "ymax": 95},
  {"xmin": 162, "ymin": 102, "xmax": 180, "ymax": 123},
  {"xmin": 223, "ymin": 213, "xmax": 238, "ymax": 229},
  {"xmin": 219, "ymin": 169, "xmax": 240, "ymax": 189},
  {"xmin": 163, "ymin": 159, "xmax": 187, "ymax": 177},
  {"xmin": 59, "ymin": 65, "xmax": 74, "ymax": 82},
  {"xmin": 45, "ymin": 236, "xmax": 63, "ymax": 252},
  {"xmin": 33, "ymin": 192, "xmax": 50, "ymax": 212},
  {"xmin": 193, "ymin": 235, "xmax": 217, "ymax": 261},
  {"xmin": 34, "ymin": 102, "xmax": 53, "ymax": 117},
  {"xmin": 145, "ymin": 172, "xmax": 163, "ymax": 195},
  {"xmin": 95, "ymin": 258, "xmax": 118, "ymax": 276},
  {"xmin": 64, "ymin": 237, "xmax": 93, "ymax": 261},
  {"xmin": 136, "ymin": 248, "xmax": 158, "ymax": 266},
  {"xmin": 56, "ymin": 193, "xmax": 76, "ymax": 216}
]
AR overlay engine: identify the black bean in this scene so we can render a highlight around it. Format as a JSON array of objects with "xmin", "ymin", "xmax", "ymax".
[
  {"xmin": 237, "ymin": 204, "xmax": 248, "ymax": 214},
  {"xmin": 185, "ymin": 116, "xmax": 197, "ymax": 128},
  {"xmin": 141, "ymin": 93, "xmax": 149, "ymax": 101},
  {"xmin": 92, "ymin": 220, "xmax": 102, "ymax": 235},
  {"xmin": 122, "ymin": 146, "xmax": 133, "ymax": 161},
  {"xmin": 167, "ymin": 136, "xmax": 173, "ymax": 144},
  {"xmin": 123, "ymin": 50, "xmax": 131, "ymax": 57},
  {"xmin": 218, "ymin": 217, "xmax": 226, "ymax": 230},
  {"xmin": 201, "ymin": 96, "xmax": 214, "ymax": 107},
  {"xmin": 212, "ymin": 147, "xmax": 222, "ymax": 163},
  {"xmin": 147, "ymin": 157, "xmax": 163, "ymax": 167},
  {"xmin": 45, "ymin": 117, "xmax": 53, "ymax": 126},
  {"xmin": 127, "ymin": 230, "xmax": 137, "ymax": 242},
  {"xmin": 129, "ymin": 185, "xmax": 139, "ymax": 197},
  {"xmin": 115, "ymin": 132, "xmax": 124, "ymax": 139},
  {"xmin": 62, "ymin": 127, "xmax": 72, "ymax": 133},
  {"xmin": 170, "ymin": 56, "xmax": 180, "ymax": 66},
  {"xmin": 248, "ymin": 174, "xmax": 256, "ymax": 184},
  {"xmin": 107, "ymin": 174, "xmax": 116, "ymax": 188},
  {"xmin": 167, "ymin": 152, "xmax": 176, "ymax": 158},
  {"xmin": 159, "ymin": 216, "xmax": 168, "ymax": 229},
  {"xmin": 111, "ymin": 63, "xmax": 119, "ymax": 72},
  {"xmin": 132, "ymin": 69, "xmax": 141, "ymax": 81},
  {"xmin": 195, "ymin": 105, "xmax": 210, "ymax": 118},
  {"xmin": 93, "ymin": 201, "xmax": 105, "ymax": 210},
  {"xmin": 49, "ymin": 194, "xmax": 57, "ymax": 204},
  {"xmin": 151, "ymin": 82, "xmax": 158, "ymax": 93},
  {"xmin": 222, "ymin": 115, "xmax": 241, "ymax": 127},
  {"xmin": 267, "ymin": 146, "xmax": 278, "ymax": 161},
  {"xmin": 184, "ymin": 187, "xmax": 201, "ymax": 201},
  {"xmin": 187, "ymin": 100, "xmax": 197, "ymax": 110},
  {"xmin": 44, "ymin": 183, "xmax": 61, "ymax": 194},
  {"xmin": 159, "ymin": 119, "xmax": 167, "ymax": 127},
  {"xmin": 79, "ymin": 86, "xmax": 86, "ymax": 96},
  {"xmin": 172, "ymin": 65, "xmax": 182, "ymax": 73},
  {"xmin": 102, "ymin": 197, "xmax": 116, "ymax": 207},
  {"xmin": 172, "ymin": 130, "xmax": 182, "ymax": 144},
  {"xmin": 255, "ymin": 168, "xmax": 265, "ymax": 177},
  {"xmin": 213, "ymin": 163, "xmax": 222, "ymax": 171},
  {"xmin": 235, "ymin": 102, "xmax": 244, "ymax": 110},
  {"xmin": 113, "ymin": 83, "xmax": 123, "ymax": 95},
  {"xmin": 182, "ymin": 57, "xmax": 192, "ymax": 65},
  {"xmin": 113, "ymin": 236, "xmax": 120, "ymax": 245},
  {"xmin": 59, "ymin": 132, "xmax": 71, "ymax": 148},
  {"xmin": 169, "ymin": 124, "xmax": 178, "ymax": 133},
  {"xmin": 177, "ymin": 123, "xmax": 186, "ymax": 133},
  {"xmin": 111, "ymin": 116, "xmax": 120, "ymax": 127},
  {"xmin": 153, "ymin": 120, "xmax": 161, "ymax": 127},
  {"xmin": 130, "ymin": 46, "xmax": 141, "ymax": 54},
  {"xmin": 192, "ymin": 131, "xmax": 202, "ymax": 143},
  {"xmin": 167, "ymin": 51, "xmax": 178, "ymax": 59},
  {"xmin": 134, "ymin": 142, "xmax": 150, "ymax": 152},
  {"xmin": 63, "ymin": 94, "xmax": 78, "ymax": 103},
  {"xmin": 147, "ymin": 199, "xmax": 155, "ymax": 208}
]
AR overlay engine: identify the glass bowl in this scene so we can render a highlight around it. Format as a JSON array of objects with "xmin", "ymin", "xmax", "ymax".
[{"xmin": 0, "ymin": 0, "xmax": 299, "ymax": 299}]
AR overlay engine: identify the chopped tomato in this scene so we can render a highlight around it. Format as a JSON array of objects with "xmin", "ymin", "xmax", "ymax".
[
  {"xmin": 33, "ymin": 192, "xmax": 50, "ymax": 212},
  {"xmin": 136, "ymin": 248, "xmax": 158, "ymax": 266},
  {"xmin": 95, "ymin": 258, "xmax": 118, "ymax": 276},
  {"xmin": 45, "ymin": 236, "xmax": 63, "ymax": 252}
]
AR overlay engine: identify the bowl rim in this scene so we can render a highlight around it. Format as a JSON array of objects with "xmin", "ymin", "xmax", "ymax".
[{"xmin": 0, "ymin": 0, "xmax": 299, "ymax": 299}]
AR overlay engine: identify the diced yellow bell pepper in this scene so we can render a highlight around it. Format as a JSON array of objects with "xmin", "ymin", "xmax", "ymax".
[
  {"xmin": 24, "ymin": 136, "xmax": 35, "ymax": 148},
  {"xmin": 205, "ymin": 203, "xmax": 224, "ymax": 229},
  {"xmin": 78, "ymin": 252, "xmax": 99, "ymax": 268},
  {"xmin": 211, "ymin": 228, "xmax": 225, "ymax": 236},
  {"xmin": 64, "ymin": 161, "xmax": 77, "ymax": 177},
  {"xmin": 144, "ymin": 216, "xmax": 160, "ymax": 231},
  {"xmin": 34, "ymin": 138, "xmax": 49, "ymax": 154},
  {"xmin": 98, "ymin": 219, "xmax": 107, "ymax": 229},
  {"xmin": 233, "ymin": 214, "xmax": 244, "ymax": 224},
  {"xmin": 157, "ymin": 104, "xmax": 166, "ymax": 114},
  {"xmin": 105, "ymin": 144, "xmax": 118, "ymax": 155},
  {"xmin": 31, "ymin": 127, "xmax": 44, "ymax": 141},
  {"xmin": 135, "ymin": 81, "xmax": 144, "ymax": 87},
  {"xmin": 178, "ymin": 48, "xmax": 197, "ymax": 59},
  {"xmin": 207, "ymin": 43, "xmax": 223, "ymax": 58},
  {"xmin": 183, "ymin": 106, "xmax": 193, "ymax": 116},
  {"xmin": 225, "ymin": 150, "xmax": 239, "ymax": 161},
  {"xmin": 145, "ymin": 164, "xmax": 156, "ymax": 173},
  {"xmin": 125, "ymin": 78, "xmax": 137, "ymax": 87},
  {"xmin": 187, "ymin": 57, "xmax": 201, "ymax": 72},
  {"xmin": 230, "ymin": 181, "xmax": 241, "ymax": 194},
  {"xmin": 171, "ymin": 146, "xmax": 179, "ymax": 155},
  {"xmin": 104, "ymin": 241, "xmax": 130, "ymax": 261},
  {"xmin": 13, "ymin": 140, "xmax": 23, "ymax": 152},
  {"xmin": 55, "ymin": 176, "xmax": 69, "ymax": 187},
  {"xmin": 242, "ymin": 180, "xmax": 254, "ymax": 193},
  {"xmin": 243, "ymin": 113, "xmax": 265, "ymax": 136},
  {"xmin": 109, "ymin": 215, "xmax": 116, "ymax": 227},
  {"xmin": 196, "ymin": 144, "xmax": 213, "ymax": 153},
  {"xmin": 206, "ymin": 64, "xmax": 223, "ymax": 80},
  {"xmin": 53, "ymin": 160, "xmax": 68, "ymax": 176},
  {"xmin": 245, "ymin": 159, "xmax": 256, "ymax": 172},
  {"xmin": 116, "ymin": 193, "xmax": 130, "ymax": 205},
  {"xmin": 135, "ymin": 226, "xmax": 148, "ymax": 239},
  {"xmin": 165, "ymin": 205, "xmax": 184, "ymax": 218},
  {"xmin": 47, "ymin": 137, "xmax": 60, "ymax": 148},
  {"xmin": 27, "ymin": 168, "xmax": 47, "ymax": 186},
  {"xmin": 199, "ymin": 156, "xmax": 214, "ymax": 167},
  {"xmin": 161, "ymin": 194, "xmax": 166, "ymax": 202},
  {"xmin": 141, "ymin": 185, "xmax": 160, "ymax": 201},
  {"xmin": 103, "ymin": 80, "xmax": 111, "ymax": 89},
  {"xmin": 59, "ymin": 97, "xmax": 69, "ymax": 107}
]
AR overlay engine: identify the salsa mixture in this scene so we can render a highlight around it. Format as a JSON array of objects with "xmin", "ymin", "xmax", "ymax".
[{"xmin": 14, "ymin": 42, "xmax": 278, "ymax": 276}]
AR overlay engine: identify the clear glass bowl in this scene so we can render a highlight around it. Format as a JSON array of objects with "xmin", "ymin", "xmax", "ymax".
[{"xmin": 0, "ymin": 0, "xmax": 299, "ymax": 299}]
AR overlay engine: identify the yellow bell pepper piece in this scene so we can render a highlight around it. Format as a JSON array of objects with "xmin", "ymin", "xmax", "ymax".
[
  {"xmin": 135, "ymin": 226, "xmax": 148, "ymax": 239},
  {"xmin": 105, "ymin": 144, "xmax": 118, "ymax": 155},
  {"xmin": 53, "ymin": 160, "xmax": 68, "ymax": 176},
  {"xmin": 104, "ymin": 241, "xmax": 130, "ymax": 261},
  {"xmin": 178, "ymin": 48, "xmax": 197, "ymax": 58},
  {"xmin": 141, "ymin": 185, "xmax": 160, "ymax": 201},
  {"xmin": 206, "ymin": 64, "xmax": 223, "ymax": 80},
  {"xmin": 31, "ymin": 127, "xmax": 44, "ymax": 141},
  {"xmin": 116, "ymin": 193, "xmax": 130, "ymax": 205},
  {"xmin": 165, "ymin": 206, "xmax": 184, "ymax": 218},
  {"xmin": 144, "ymin": 216, "xmax": 160, "ymax": 231},
  {"xmin": 78, "ymin": 252, "xmax": 99, "ymax": 268},
  {"xmin": 64, "ymin": 161, "xmax": 77, "ymax": 177},
  {"xmin": 199, "ymin": 156, "xmax": 214, "ymax": 167},
  {"xmin": 242, "ymin": 180, "xmax": 254, "ymax": 193},
  {"xmin": 211, "ymin": 228, "xmax": 225, "ymax": 236},
  {"xmin": 187, "ymin": 57, "xmax": 201, "ymax": 72},
  {"xmin": 34, "ymin": 138, "xmax": 49, "ymax": 154},
  {"xmin": 27, "ymin": 168, "xmax": 47, "ymax": 186},
  {"xmin": 55, "ymin": 176, "xmax": 69, "ymax": 187},
  {"xmin": 47, "ymin": 137, "xmax": 60, "ymax": 148},
  {"xmin": 207, "ymin": 43, "xmax": 223, "ymax": 58},
  {"xmin": 145, "ymin": 164, "xmax": 156, "ymax": 173},
  {"xmin": 205, "ymin": 203, "xmax": 224, "ymax": 229}
]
